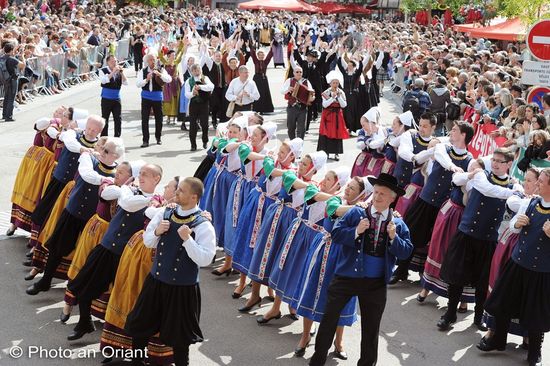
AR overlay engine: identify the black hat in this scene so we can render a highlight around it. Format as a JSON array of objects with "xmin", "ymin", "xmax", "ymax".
[
  {"xmin": 306, "ymin": 49, "xmax": 320, "ymax": 58},
  {"xmin": 367, "ymin": 173, "xmax": 406, "ymax": 197}
]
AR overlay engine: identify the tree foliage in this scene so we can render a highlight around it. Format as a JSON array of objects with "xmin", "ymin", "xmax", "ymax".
[
  {"xmin": 492, "ymin": 0, "xmax": 550, "ymax": 25},
  {"xmin": 131, "ymin": 0, "xmax": 168, "ymax": 7}
]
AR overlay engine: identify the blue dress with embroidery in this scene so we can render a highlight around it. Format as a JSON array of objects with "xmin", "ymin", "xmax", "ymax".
[
  {"xmin": 232, "ymin": 175, "xmax": 275, "ymax": 275},
  {"xmin": 199, "ymin": 151, "xmax": 224, "ymax": 214},
  {"xmin": 211, "ymin": 156, "xmax": 240, "ymax": 248},
  {"xmin": 268, "ymin": 203, "xmax": 324, "ymax": 305},
  {"xmin": 247, "ymin": 188, "xmax": 300, "ymax": 286},
  {"xmin": 224, "ymin": 165, "xmax": 261, "ymax": 257},
  {"xmin": 291, "ymin": 216, "xmax": 358, "ymax": 326}
]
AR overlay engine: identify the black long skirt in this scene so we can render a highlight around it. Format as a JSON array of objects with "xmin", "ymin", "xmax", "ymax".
[
  {"xmin": 31, "ymin": 177, "xmax": 66, "ymax": 226},
  {"xmin": 125, "ymin": 274, "xmax": 204, "ymax": 346},
  {"xmin": 440, "ymin": 231, "xmax": 495, "ymax": 287},
  {"xmin": 317, "ymin": 135, "xmax": 343, "ymax": 154},
  {"xmin": 252, "ymin": 74, "xmax": 274, "ymax": 113},
  {"xmin": 68, "ymin": 245, "xmax": 120, "ymax": 302},
  {"xmin": 45, "ymin": 209, "xmax": 88, "ymax": 258},
  {"xmin": 404, "ymin": 199, "xmax": 440, "ymax": 249},
  {"xmin": 194, "ymin": 154, "xmax": 215, "ymax": 182},
  {"xmin": 485, "ymin": 259, "xmax": 550, "ymax": 332},
  {"xmin": 343, "ymin": 91, "xmax": 361, "ymax": 132},
  {"xmin": 358, "ymin": 81, "xmax": 378, "ymax": 116}
]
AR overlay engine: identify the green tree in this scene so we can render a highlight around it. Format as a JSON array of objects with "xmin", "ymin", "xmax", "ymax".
[{"xmin": 493, "ymin": 0, "xmax": 550, "ymax": 25}]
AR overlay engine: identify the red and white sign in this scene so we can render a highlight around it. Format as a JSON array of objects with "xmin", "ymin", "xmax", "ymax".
[
  {"xmin": 527, "ymin": 20, "xmax": 550, "ymax": 61},
  {"xmin": 468, "ymin": 122, "xmax": 506, "ymax": 159},
  {"xmin": 527, "ymin": 86, "xmax": 550, "ymax": 109}
]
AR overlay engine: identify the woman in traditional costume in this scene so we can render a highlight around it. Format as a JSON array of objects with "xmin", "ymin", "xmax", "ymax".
[{"xmin": 317, "ymin": 70, "xmax": 349, "ymax": 161}]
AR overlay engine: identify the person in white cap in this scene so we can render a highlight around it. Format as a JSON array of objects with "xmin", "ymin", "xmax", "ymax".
[
  {"xmin": 317, "ymin": 70, "xmax": 348, "ymax": 162},
  {"xmin": 379, "ymin": 110, "xmax": 416, "ymax": 176},
  {"xmin": 352, "ymin": 106, "xmax": 385, "ymax": 177},
  {"xmin": 256, "ymin": 151, "xmax": 328, "ymax": 325}
]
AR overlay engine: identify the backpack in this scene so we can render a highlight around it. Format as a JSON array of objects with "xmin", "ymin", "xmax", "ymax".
[
  {"xmin": 0, "ymin": 56, "xmax": 12, "ymax": 85},
  {"xmin": 403, "ymin": 91, "xmax": 421, "ymax": 121},
  {"xmin": 446, "ymin": 102, "xmax": 461, "ymax": 121}
]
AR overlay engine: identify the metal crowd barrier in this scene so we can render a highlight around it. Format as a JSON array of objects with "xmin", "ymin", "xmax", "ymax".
[{"xmin": 1, "ymin": 39, "xmax": 131, "ymax": 104}]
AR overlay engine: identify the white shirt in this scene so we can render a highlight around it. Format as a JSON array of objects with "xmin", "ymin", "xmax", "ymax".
[
  {"xmin": 434, "ymin": 143, "xmax": 475, "ymax": 171},
  {"xmin": 398, "ymin": 131, "xmax": 432, "ymax": 162},
  {"xmin": 322, "ymin": 88, "xmax": 347, "ymax": 108},
  {"xmin": 77, "ymin": 153, "xmax": 114, "ymax": 185},
  {"xmin": 225, "ymin": 77, "xmax": 260, "ymax": 105},
  {"xmin": 143, "ymin": 205, "xmax": 216, "ymax": 267},
  {"xmin": 118, "ymin": 185, "xmax": 153, "ymax": 213},
  {"xmin": 59, "ymin": 129, "xmax": 90, "ymax": 153},
  {"xmin": 136, "ymin": 66, "xmax": 172, "ymax": 91},
  {"xmin": 184, "ymin": 75, "xmax": 215, "ymax": 99},
  {"xmin": 99, "ymin": 66, "xmax": 128, "ymax": 86},
  {"xmin": 452, "ymin": 171, "xmax": 521, "ymax": 198}
]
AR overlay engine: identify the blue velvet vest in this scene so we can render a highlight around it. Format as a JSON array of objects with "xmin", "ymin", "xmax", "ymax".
[
  {"xmin": 52, "ymin": 133, "xmax": 96, "ymax": 184},
  {"xmin": 393, "ymin": 133, "xmax": 431, "ymax": 188},
  {"xmin": 458, "ymin": 172, "xmax": 512, "ymax": 241},
  {"xmin": 65, "ymin": 156, "xmax": 116, "ymax": 220},
  {"xmin": 512, "ymin": 197, "xmax": 550, "ymax": 273},
  {"xmin": 101, "ymin": 190, "xmax": 147, "ymax": 255},
  {"xmin": 419, "ymin": 146, "xmax": 472, "ymax": 208},
  {"xmin": 150, "ymin": 208, "xmax": 208, "ymax": 285}
]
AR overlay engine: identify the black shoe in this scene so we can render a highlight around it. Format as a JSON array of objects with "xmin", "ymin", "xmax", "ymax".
[
  {"xmin": 473, "ymin": 318, "xmax": 488, "ymax": 331},
  {"xmin": 181, "ymin": 123, "xmax": 187, "ymax": 131},
  {"xmin": 238, "ymin": 297, "xmax": 262, "ymax": 313},
  {"xmin": 294, "ymin": 341, "xmax": 310, "ymax": 357},
  {"xmin": 332, "ymin": 343, "xmax": 348, "ymax": 360},
  {"xmin": 140, "ymin": 142, "xmax": 149, "ymax": 148},
  {"xmin": 334, "ymin": 154, "xmax": 340, "ymax": 161},
  {"xmin": 203, "ymin": 142, "xmax": 208, "ymax": 149},
  {"xmin": 476, "ymin": 336, "xmax": 506, "ymax": 352},
  {"xmin": 288, "ymin": 313, "xmax": 299, "ymax": 321},
  {"xmin": 528, "ymin": 356, "xmax": 542, "ymax": 366},
  {"xmin": 416, "ymin": 294, "xmax": 426, "ymax": 303},
  {"xmin": 388, "ymin": 272, "xmax": 407, "ymax": 285},
  {"xmin": 26, "ymin": 282, "xmax": 50, "ymax": 295},
  {"xmin": 436, "ymin": 315, "xmax": 456, "ymax": 331},
  {"xmin": 156, "ymin": 140, "xmax": 162, "ymax": 145},
  {"xmin": 211, "ymin": 268, "xmax": 231, "ymax": 276},
  {"xmin": 67, "ymin": 322, "xmax": 96, "ymax": 341},
  {"xmin": 4, "ymin": 118, "xmax": 15, "ymax": 122},
  {"xmin": 310, "ymin": 325, "xmax": 316, "ymax": 337},
  {"xmin": 24, "ymin": 270, "xmax": 42, "ymax": 281},
  {"xmin": 6, "ymin": 226, "xmax": 16, "ymax": 236},
  {"xmin": 232, "ymin": 288, "xmax": 245, "ymax": 299},
  {"xmin": 191, "ymin": 146, "xmax": 197, "ymax": 152},
  {"xmin": 60, "ymin": 310, "xmax": 71, "ymax": 323},
  {"xmin": 22, "ymin": 259, "xmax": 32, "ymax": 267},
  {"xmin": 257, "ymin": 312, "xmax": 282, "ymax": 325},
  {"xmin": 25, "ymin": 250, "xmax": 33, "ymax": 258},
  {"xmin": 264, "ymin": 295, "xmax": 275, "ymax": 302}
]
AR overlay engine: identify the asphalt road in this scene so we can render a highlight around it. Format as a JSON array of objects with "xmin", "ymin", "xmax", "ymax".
[{"xmin": 0, "ymin": 56, "xmax": 546, "ymax": 366}]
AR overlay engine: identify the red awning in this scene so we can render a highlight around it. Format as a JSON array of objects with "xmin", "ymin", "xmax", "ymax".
[
  {"xmin": 344, "ymin": 3, "xmax": 372, "ymax": 14},
  {"xmin": 312, "ymin": 2, "xmax": 372, "ymax": 14},
  {"xmin": 312, "ymin": 2, "xmax": 348, "ymax": 14},
  {"xmin": 238, "ymin": 0, "xmax": 320, "ymax": 12},
  {"xmin": 465, "ymin": 18, "xmax": 527, "ymax": 42}
]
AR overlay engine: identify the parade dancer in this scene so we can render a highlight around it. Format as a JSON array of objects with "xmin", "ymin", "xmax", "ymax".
[
  {"xmin": 438, "ymin": 148, "xmax": 519, "ymax": 331},
  {"xmin": 125, "ymin": 177, "xmax": 216, "ymax": 366},
  {"xmin": 282, "ymin": 67, "xmax": 314, "ymax": 140},
  {"xmin": 184, "ymin": 63, "xmax": 214, "ymax": 151},
  {"xmin": 137, "ymin": 54, "xmax": 172, "ymax": 148},
  {"xmin": 309, "ymin": 174, "xmax": 413, "ymax": 366},
  {"xmin": 390, "ymin": 122, "xmax": 475, "ymax": 284},
  {"xmin": 64, "ymin": 164, "xmax": 163, "ymax": 340},
  {"xmin": 26, "ymin": 136, "xmax": 122, "ymax": 296},
  {"xmin": 479, "ymin": 168, "xmax": 550, "ymax": 366},
  {"xmin": 351, "ymin": 107, "xmax": 382, "ymax": 177},
  {"xmin": 99, "ymin": 55, "xmax": 127, "ymax": 137},
  {"xmin": 250, "ymin": 42, "xmax": 274, "ymax": 114}
]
